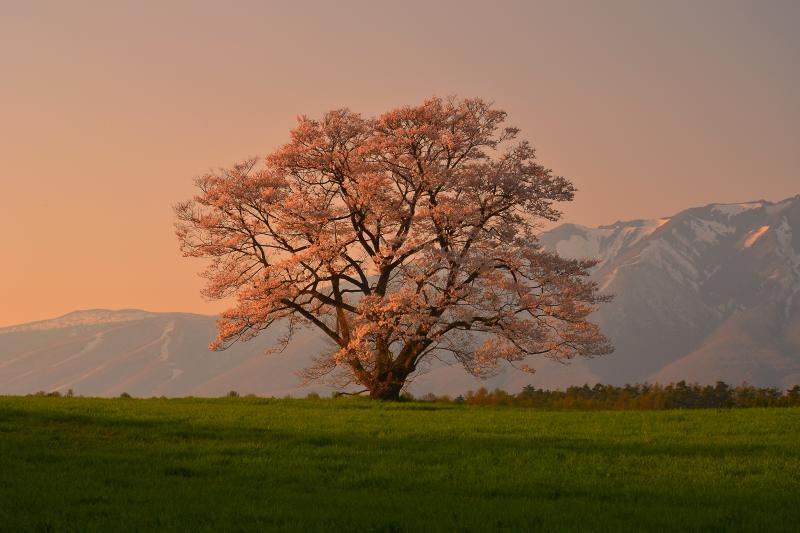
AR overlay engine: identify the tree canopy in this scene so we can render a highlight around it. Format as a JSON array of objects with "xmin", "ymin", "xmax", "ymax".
[{"xmin": 176, "ymin": 96, "xmax": 612, "ymax": 399}]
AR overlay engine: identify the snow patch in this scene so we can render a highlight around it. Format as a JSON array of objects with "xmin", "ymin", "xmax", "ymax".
[
  {"xmin": 51, "ymin": 331, "xmax": 105, "ymax": 368},
  {"xmin": 158, "ymin": 320, "xmax": 176, "ymax": 361},
  {"xmin": 599, "ymin": 266, "xmax": 624, "ymax": 291},
  {"xmin": 638, "ymin": 239, "xmax": 701, "ymax": 288},
  {"xmin": 774, "ymin": 218, "xmax": 800, "ymax": 317},
  {"xmin": 551, "ymin": 218, "xmax": 674, "ymax": 275},
  {"xmin": 650, "ymin": 218, "xmax": 670, "ymax": 232},
  {"xmin": 688, "ymin": 218, "xmax": 735, "ymax": 244},
  {"xmin": 0, "ymin": 309, "xmax": 154, "ymax": 334},
  {"xmin": 554, "ymin": 229, "xmax": 609, "ymax": 260},
  {"xmin": 743, "ymin": 226, "xmax": 769, "ymax": 248},
  {"xmin": 711, "ymin": 202, "xmax": 763, "ymax": 216}
]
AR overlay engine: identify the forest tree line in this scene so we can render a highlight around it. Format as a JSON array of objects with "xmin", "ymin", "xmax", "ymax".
[
  {"xmin": 29, "ymin": 381, "xmax": 800, "ymax": 409},
  {"xmin": 413, "ymin": 381, "xmax": 800, "ymax": 409}
]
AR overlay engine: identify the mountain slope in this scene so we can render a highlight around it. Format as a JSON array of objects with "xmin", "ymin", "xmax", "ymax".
[
  {"xmin": 539, "ymin": 195, "xmax": 800, "ymax": 387},
  {"xmin": 2, "ymin": 195, "xmax": 799, "ymax": 396},
  {"xmin": 0, "ymin": 311, "xmax": 333, "ymax": 397}
]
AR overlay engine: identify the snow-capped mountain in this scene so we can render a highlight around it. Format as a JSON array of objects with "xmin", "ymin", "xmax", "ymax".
[
  {"xmin": 538, "ymin": 195, "xmax": 800, "ymax": 388},
  {"xmin": 1, "ymin": 195, "xmax": 799, "ymax": 397}
]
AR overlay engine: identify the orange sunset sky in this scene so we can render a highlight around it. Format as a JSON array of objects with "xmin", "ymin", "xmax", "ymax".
[{"xmin": 1, "ymin": 0, "xmax": 798, "ymax": 327}]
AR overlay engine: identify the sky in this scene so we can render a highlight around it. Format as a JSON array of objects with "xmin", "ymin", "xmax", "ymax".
[{"xmin": 1, "ymin": 0, "xmax": 798, "ymax": 326}]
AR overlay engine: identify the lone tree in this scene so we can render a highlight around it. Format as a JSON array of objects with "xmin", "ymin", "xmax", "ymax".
[{"xmin": 176, "ymin": 97, "xmax": 612, "ymax": 400}]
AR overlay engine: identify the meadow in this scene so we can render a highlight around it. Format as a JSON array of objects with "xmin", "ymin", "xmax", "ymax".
[{"xmin": 0, "ymin": 396, "xmax": 798, "ymax": 532}]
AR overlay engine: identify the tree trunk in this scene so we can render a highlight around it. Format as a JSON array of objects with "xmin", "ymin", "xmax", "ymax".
[{"xmin": 368, "ymin": 376, "xmax": 406, "ymax": 400}]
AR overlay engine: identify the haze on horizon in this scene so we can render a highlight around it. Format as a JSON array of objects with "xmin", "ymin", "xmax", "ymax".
[{"xmin": 1, "ymin": 0, "xmax": 798, "ymax": 327}]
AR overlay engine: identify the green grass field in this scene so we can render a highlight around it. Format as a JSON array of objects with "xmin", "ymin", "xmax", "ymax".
[{"xmin": 0, "ymin": 397, "xmax": 798, "ymax": 532}]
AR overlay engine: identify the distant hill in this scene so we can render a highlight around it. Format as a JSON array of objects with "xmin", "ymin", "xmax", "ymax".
[
  {"xmin": 2, "ymin": 195, "xmax": 799, "ymax": 396},
  {"xmin": 0, "ymin": 310, "xmax": 331, "ymax": 397}
]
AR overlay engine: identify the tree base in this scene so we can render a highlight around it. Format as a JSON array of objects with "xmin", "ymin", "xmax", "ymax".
[{"xmin": 368, "ymin": 382, "xmax": 404, "ymax": 401}]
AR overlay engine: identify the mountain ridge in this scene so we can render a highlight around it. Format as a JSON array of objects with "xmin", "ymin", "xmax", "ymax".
[
  {"xmin": 538, "ymin": 194, "xmax": 800, "ymax": 388},
  {"xmin": 2, "ymin": 195, "xmax": 799, "ymax": 396}
]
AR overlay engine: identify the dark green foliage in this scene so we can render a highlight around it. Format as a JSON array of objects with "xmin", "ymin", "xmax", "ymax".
[
  {"xmin": 0, "ymin": 396, "xmax": 798, "ymax": 531},
  {"xmin": 447, "ymin": 381, "xmax": 800, "ymax": 409},
  {"xmin": 33, "ymin": 390, "xmax": 62, "ymax": 398}
]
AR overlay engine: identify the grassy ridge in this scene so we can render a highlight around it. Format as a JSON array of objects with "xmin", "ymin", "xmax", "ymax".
[{"xmin": 0, "ymin": 397, "xmax": 798, "ymax": 532}]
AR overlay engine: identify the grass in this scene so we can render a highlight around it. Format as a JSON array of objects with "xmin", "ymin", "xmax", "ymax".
[{"xmin": 0, "ymin": 397, "xmax": 798, "ymax": 532}]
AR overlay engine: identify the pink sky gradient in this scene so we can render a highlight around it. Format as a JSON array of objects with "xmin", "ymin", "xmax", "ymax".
[{"xmin": 1, "ymin": 0, "xmax": 798, "ymax": 326}]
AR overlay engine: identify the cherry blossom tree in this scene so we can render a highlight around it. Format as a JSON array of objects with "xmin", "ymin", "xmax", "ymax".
[{"xmin": 175, "ymin": 97, "xmax": 612, "ymax": 400}]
